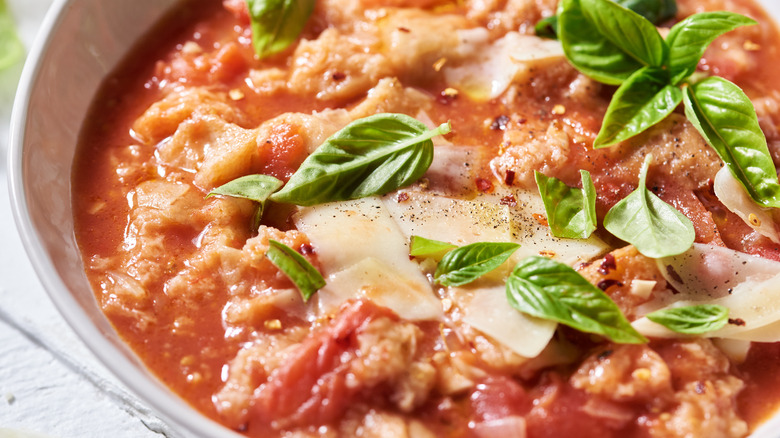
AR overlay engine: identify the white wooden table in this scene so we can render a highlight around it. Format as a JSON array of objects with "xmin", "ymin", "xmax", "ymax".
[{"xmin": 0, "ymin": 2, "xmax": 175, "ymax": 436}]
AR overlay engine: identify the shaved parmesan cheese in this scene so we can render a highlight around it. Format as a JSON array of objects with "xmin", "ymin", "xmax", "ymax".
[
  {"xmin": 294, "ymin": 197, "xmax": 441, "ymax": 321},
  {"xmin": 632, "ymin": 243, "xmax": 780, "ymax": 341},
  {"xmin": 383, "ymin": 191, "xmax": 511, "ymax": 246},
  {"xmin": 714, "ymin": 167, "xmax": 780, "ymax": 243},
  {"xmin": 384, "ymin": 190, "xmax": 608, "ymax": 266},
  {"xmin": 444, "ymin": 30, "xmax": 564, "ymax": 100},
  {"xmin": 462, "ymin": 285, "xmax": 557, "ymax": 358},
  {"xmin": 319, "ymin": 258, "xmax": 443, "ymax": 321}
]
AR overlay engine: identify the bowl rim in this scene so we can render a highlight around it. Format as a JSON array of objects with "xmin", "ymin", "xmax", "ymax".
[
  {"xmin": 7, "ymin": 0, "xmax": 780, "ymax": 437},
  {"xmin": 6, "ymin": 0, "xmax": 242, "ymax": 437}
]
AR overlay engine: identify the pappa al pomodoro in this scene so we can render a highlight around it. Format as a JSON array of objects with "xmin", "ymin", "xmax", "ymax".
[{"xmin": 72, "ymin": 0, "xmax": 780, "ymax": 436}]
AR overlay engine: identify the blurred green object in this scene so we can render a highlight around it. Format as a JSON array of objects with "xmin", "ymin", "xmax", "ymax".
[{"xmin": 0, "ymin": 0, "xmax": 25, "ymax": 70}]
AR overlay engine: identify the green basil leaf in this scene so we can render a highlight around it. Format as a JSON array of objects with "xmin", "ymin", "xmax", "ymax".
[
  {"xmin": 208, "ymin": 174, "xmax": 283, "ymax": 228},
  {"xmin": 410, "ymin": 236, "xmax": 457, "ymax": 258},
  {"xmin": 603, "ymin": 154, "xmax": 695, "ymax": 258},
  {"xmin": 435, "ymin": 242, "xmax": 520, "ymax": 287},
  {"xmin": 535, "ymin": 0, "xmax": 676, "ymax": 40},
  {"xmin": 594, "ymin": 66, "xmax": 682, "ymax": 148},
  {"xmin": 507, "ymin": 256, "xmax": 647, "ymax": 344},
  {"xmin": 559, "ymin": 0, "xmax": 667, "ymax": 85},
  {"xmin": 683, "ymin": 77, "xmax": 780, "ymax": 208},
  {"xmin": 646, "ymin": 304, "xmax": 729, "ymax": 334},
  {"xmin": 246, "ymin": 0, "xmax": 315, "ymax": 59},
  {"xmin": 0, "ymin": 0, "xmax": 24, "ymax": 70},
  {"xmin": 666, "ymin": 12, "xmax": 756, "ymax": 84},
  {"xmin": 208, "ymin": 174, "xmax": 283, "ymax": 202},
  {"xmin": 615, "ymin": 0, "xmax": 676, "ymax": 25},
  {"xmin": 535, "ymin": 15, "xmax": 559, "ymax": 39},
  {"xmin": 271, "ymin": 114, "xmax": 451, "ymax": 206},
  {"xmin": 535, "ymin": 170, "xmax": 597, "ymax": 239},
  {"xmin": 266, "ymin": 239, "xmax": 325, "ymax": 301}
]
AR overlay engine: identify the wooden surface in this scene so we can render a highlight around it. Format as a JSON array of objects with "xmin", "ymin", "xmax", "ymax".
[{"xmin": 0, "ymin": 1, "xmax": 175, "ymax": 436}]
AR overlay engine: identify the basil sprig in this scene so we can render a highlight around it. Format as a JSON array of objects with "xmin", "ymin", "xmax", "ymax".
[
  {"xmin": 666, "ymin": 12, "xmax": 757, "ymax": 84},
  {"xmin": 434, "ymin": 242, "xmax": 521, "ymax": 287},
  {"xmin": 213, "ymin": 113, "xmax": 450, "ymax": 211},
  {"xmin": 266, "ymin": 240, "xmax": 325, "ymax": 301},
  {"xmin": 271, "ymin": 114, "xmax": 451, "ymax": 206},
  {"xmin": 683, "ymin": 77, "xmax": 780, "ymax": 208},
  {"xmin": 536, "ymin": 0, "xmax": 676, "ymax": 40},
  {"xmin": 646, "ymin": 304, "xmax": 729, "ymax": 334},
  {"xmin": 209, "ymin": 174, "xmax": 283, "ymax": 227},
  {"xmin": 0, "ymin": 0, "xmax": 24, "ymax": 71},
  {"xmin": 410, "ymin": 236, "xmax": 457, "ymax": 259},
  {"xmin": 507, "ymin": 256, "xmax": 647, "ymax": 344},
  {"xmin": 604, "ymin": 155, "xmax": 695, "ymax": 258},
  {"xmin": 246, "ymin": 0, "xmax": 315, "ymax": 59},
  {"xmin": 559, "ymin": 0, "xmax": 761, "ymax": 149},
  {"xmin": 535, "ymin": 170, "xmax": 597, "ymax": 239}
]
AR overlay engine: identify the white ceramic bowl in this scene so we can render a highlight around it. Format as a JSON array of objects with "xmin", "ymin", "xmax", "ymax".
[{"xmin": 7, "ymin": 0, "xmax": 780, "ymax": 437}]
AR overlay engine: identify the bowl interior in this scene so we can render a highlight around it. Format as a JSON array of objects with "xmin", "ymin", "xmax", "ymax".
[
  {"xmin": 8, "ymin": 0, "xmax": 241, "ymax": 436},
  {"xmin": 7, "ymin": 0, "xmax": 780, "ymax": 437}
]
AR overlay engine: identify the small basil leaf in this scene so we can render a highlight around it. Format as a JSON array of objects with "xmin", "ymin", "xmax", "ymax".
[
  {"xmin": 603, "ymin": 155, "xmax": 695, "ymax": 258},
  {"xmin": 246, "ymin": 0, "xmax": 315, "ymax": 59},
  {"xmin": 616, "ymin": 0, "xmax": 676, "ymax": 25},
  {"xmin": 646, "ymin": 304, "xmax": 729, "ymax": 334},
  {"xmin": 535, "ymin": 15, "xmax": 559, "ymax": 39},
  {"xmin": 208, "ymin": 175, "xmax": 283, "ymax": 228},
  {"xmin": 507, "ymin": 256, "xmax": 647, "ymax": 344},
  {"xmin": 683, "ymin": 77, "xmax": 780, "ymax": 208},
  {"xmin": 410, "ymin": 236, "xmax": 457, "ymax": 258},
  {"xmin": 559, "ymin": 0, "xmax": 667, "ymax": 85},
  {"xmin": 594, "ymin": 66, "xmax": 682, "ymax": 148},
  {"xmin": 271, "ymin": 114, "xmax": 451, "ymax": 206},
  {"xmin": 435, "ymin": 242, "xmax": 520, "ymax": 287},
  {"xmin": 534, "ymin": 170, "xmax": 597, "ymax": 239},
  {"xmin": 266, "ymin": 239, "xmax": 325, "ymax": 301},
  {"xmin": 0, "ymin": 0, "xmax": 24, "ymax": 70},
  {"xmin": 208, "ymin": 174, "xmax": 284, "ymax": 202},
  {"xmin": 666, "ymin": 12, "xmax": 756, "ymax": 85}
]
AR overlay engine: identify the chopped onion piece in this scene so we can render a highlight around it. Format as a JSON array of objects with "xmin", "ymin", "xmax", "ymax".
[{"xmin": 629, "ymin": 279, "xmax": 656, "ymax": 299}]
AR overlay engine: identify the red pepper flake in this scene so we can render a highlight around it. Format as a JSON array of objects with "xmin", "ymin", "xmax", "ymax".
[
  {"xmin": 490, "ymin": 115, "xmax": 510, "ymax": 131},
  {"xmin": 396, "ymin": 192, "xmax": 410, "ymax": 202},
  {"xmin": 504, "ymin": 170, "xmax": 516, "ymax": 186},
  {"xmin": 299, "ymin": 244, "xmax": 315, "ymax": 255},
  {"xmin": 597, "ymin": 279, "xmax": 624, "ymax": 291},
  {"xmin": 476, "ymin": 178, "xmax": 494, "ymax": 193},
  {"xmin": 500, "ymin": 195, "xmax": 517, "ymax": 207},
  {"xmin": 728, "ymin": 318, "xmax": 746, "ymax": 326},
  {"xmin": 398, "ymin": 27, "xmax": 411, "ymax": 33},
  {"xmin": 331, "ymin": 72, "xmax": 346, "ymax": 81},
  {"xmin": 538, "ymin": 250, "xmax": 557, "ymax": 258},
  {"xmin": 598, "ymin": 253, "xmax": 617, "ymax": 275},
  {"xmin": 532, "ymin": 213, "xmax": 549, "ymax": 226}
]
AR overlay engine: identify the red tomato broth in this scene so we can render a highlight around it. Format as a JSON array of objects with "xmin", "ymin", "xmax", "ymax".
[{"xmin": 72, "ymin": 0, "xmax": 780, "ymax": 436}]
